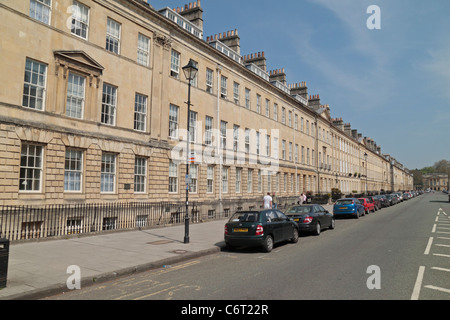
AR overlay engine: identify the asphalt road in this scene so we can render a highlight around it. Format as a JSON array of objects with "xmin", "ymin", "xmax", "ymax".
[{"xmin": 44, "ymin": 192, "xmax": 450, "ymax": 301}]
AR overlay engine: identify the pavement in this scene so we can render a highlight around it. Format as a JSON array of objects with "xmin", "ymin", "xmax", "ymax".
[{"xmin": 0, "ymin": 204, "xmax": 333, "ymax": 300}]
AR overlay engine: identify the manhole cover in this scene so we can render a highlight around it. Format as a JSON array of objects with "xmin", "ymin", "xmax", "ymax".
[
  {"xmin": 172, "ymin": 249, "xmax": 188, "ymax": 254},
  {"xmin": 147, "ymin": 240, "xmax": 173, "ymax": 245}
]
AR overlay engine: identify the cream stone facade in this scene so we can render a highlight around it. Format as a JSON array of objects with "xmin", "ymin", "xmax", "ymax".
[
  {"xmin": 0, "ymin": 0, "xmax": 413, "ymax": 208},
  {"xmin": 423, "ymin": 173, "xmax": 448, "ymax": 191}
]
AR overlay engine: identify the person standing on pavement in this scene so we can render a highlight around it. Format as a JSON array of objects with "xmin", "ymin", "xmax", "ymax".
[
  {"xmin": 263, "ymin": 192, "xmax": 272, "ymax": 209},
  {"xmin": 272, "ymin": 192, "xmax": 277, "ymax": 209}
]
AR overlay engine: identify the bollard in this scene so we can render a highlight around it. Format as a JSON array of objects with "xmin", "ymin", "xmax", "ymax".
[{"xmin": 0, "ymin": 238, "xmax": 10, "ymax": 288}]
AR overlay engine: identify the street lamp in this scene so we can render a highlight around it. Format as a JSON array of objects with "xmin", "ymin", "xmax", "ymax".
[
  {"xmin": 364, "ymin": 152, "xmax": 368, "ymax": 195},
  {"xmin": 182, "ymin": 59, "xmax": 198, "ymax": 244}
]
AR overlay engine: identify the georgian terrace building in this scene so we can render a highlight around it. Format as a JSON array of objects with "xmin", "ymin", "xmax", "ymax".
[{"xmin": 0, "ymin": 0, "xmax": 413, "ymax": 209}]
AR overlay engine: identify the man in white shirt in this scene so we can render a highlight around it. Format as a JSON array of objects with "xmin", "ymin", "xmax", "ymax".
[{"xmin": 263, "ymin": 192, "xmax": 272, "ymax": 209}]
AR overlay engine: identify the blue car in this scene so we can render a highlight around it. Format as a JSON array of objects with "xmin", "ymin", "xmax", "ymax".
[{"xmin": 333, "ymin": 198, "xmax": 365, "ymax": 219}]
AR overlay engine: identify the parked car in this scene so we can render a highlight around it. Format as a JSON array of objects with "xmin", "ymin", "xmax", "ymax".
[
  {"xmin": 367, "ymin": 196, "xmax": 381, "ymax": 211},
  {"xmin": 358, "ymin": 198, "xmax": 375, "ymax": 214},
  {"xmin": 374, "ymin": 195, "xmax": 389, "ymax": 208},
  {"xmin": 333, "ymin": 198, "xmax": 365, "ymax": 219},
  {"xmin": 395, "ymin": 192, "xmax": 404, "ymax": 202},
  {"xmin": 402, "ymin": 192, "xmax": 411, "ymax": 200},
  {"xmin": 285, "ymin": 204, "xmax": 335, "ymax": 236},
  {"xmin": 387, "ymin": 194, "xmax": 399, "ymax": 205},
  {"xmin": 224, "ymin": 209, "xmax": 299, "ymax": 252}
]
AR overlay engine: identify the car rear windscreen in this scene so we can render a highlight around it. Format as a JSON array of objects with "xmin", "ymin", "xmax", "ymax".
[
  {"xmin": 229, "ymin": 212, "xmax": 259, "ymax": 222},
  {"xmin": 336, "ymin": 199, "xmax": 354, "ymax": 205}
]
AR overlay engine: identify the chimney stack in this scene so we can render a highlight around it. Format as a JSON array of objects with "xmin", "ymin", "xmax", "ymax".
[
  {"xmin": 243, "ymin": 51, "xmax": 267, "ymax": 71},
  {"xmin": 289, "ymin": 82, "xmax": 308, "ymax": 100},
  {"xmin": 207, "ymin": 29, "xmax": 240, "ymax": 55},
  {"xmin": 269, "ymin": 68, "xmax": 286, "ymax": 86},
  {"xmin": 177, "ymin": 0, "xmax": 203, "ymax": 30}
]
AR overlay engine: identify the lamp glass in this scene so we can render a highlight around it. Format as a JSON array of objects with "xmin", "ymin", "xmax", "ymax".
[{"xmin": 182, "ymin": 59, "xmax": 198, "ymax": 81}]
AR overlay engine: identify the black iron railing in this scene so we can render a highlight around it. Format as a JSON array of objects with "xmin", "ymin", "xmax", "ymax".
[{"xmin": 0, "ymin": 202, "xmax": 208, "ymax": 241}]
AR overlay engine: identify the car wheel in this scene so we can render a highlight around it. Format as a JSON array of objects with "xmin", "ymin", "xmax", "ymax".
[
  {"xmin": 290, "ymin": 228, "xmax": 299, "ymax": 243},
  {"xmin": 262, "ymin": 235, "xmax": 274, "ymax": 252},
  {"xmin": 314, "ymin": 222, "xmax": 321, "ymax": 236},
  {"xmin": 329, "ymin": 218, "xmax": 335, "ymax": 230}
]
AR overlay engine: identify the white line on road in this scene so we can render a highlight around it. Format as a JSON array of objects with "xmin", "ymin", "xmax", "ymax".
[
  {"xmin": 432, "ymin": 224, "xmax": 437, "ymax": 233},
  {"xmin": 424, "ymin": 285, "xmax": 450, "ymax": 294},
  {"xmin": 411, "ymin": 266, "xmax": 425, "ymax": 300},
  {"xmin": 424, "ymin": 237, "xmax": 433, "ymax": 255},
  {"xmin": 433, "ymin": 253, "xmax": 450, "ymax": 258},
  {"xmin": 435, "ymin": 244, "xmax": 450, "ymax": 248},
  {"xmin": 431, "ymin": 267, "xmax": 450, "ymax": 273}
]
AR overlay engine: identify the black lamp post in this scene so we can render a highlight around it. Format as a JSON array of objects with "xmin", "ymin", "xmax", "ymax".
[
  {"xmin": 364, "ymin": 152, "xmax": 368, "ymax": 195},
  {"xmin": 182, "ymin": 59, "xmax": 198, "ymax": 244}
]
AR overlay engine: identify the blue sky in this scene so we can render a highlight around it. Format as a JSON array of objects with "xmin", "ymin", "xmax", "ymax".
[{"xmin": 149, "ymin": 0, "xmax": 450, "ymax": 170}]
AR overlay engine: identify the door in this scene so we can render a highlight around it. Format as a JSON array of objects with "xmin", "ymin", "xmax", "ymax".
[
  {"xmin": 267, "ymin": 210, "xmax": 284, "ymax": 242},
  {"xmin": 318, "ymin": 205, "xmax": 332, "ymax": 227},
  {"xmin": 275, "ymin": 210, "xmax": 293, "ymax": 241}
]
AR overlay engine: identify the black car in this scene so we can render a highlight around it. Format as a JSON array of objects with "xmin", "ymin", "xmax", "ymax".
[
  {"xmin": 385, "ymin": 194, "xmax": 398, "ymax": 206},
  {"xmin": 224, "ymin": 209, "xmax": 299, "ymax": 252},
  {"xmin": 285, "ymin": 204, "xmax": 335, "ymax": 236},
  {"xmin": 374, "ymin": 195, "xmax": 389, "ymax": 208}
]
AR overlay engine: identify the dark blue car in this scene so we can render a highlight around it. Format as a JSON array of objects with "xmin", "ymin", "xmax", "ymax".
[{"xmin": 333, "ymin": 198, "xmax": 365, "ymax": 219}]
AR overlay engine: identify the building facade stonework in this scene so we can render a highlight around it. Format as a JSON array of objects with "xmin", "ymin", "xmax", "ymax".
[
  {"xmin": 423, "ymin": 173, "xmax": 448, "ymax": 191},
  {"xmin": 0, "ymin": 0, "xmax": 413, "ymax": 209}
]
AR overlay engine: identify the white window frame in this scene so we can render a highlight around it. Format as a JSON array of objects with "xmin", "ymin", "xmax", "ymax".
[
  {"xmin": 256, "ymin": 94, "xmax": 261, "ymax": 113},
  {"xmin": 30, "ymin": 0, "xmax": 51, "ymax": 25},
  {"xmin": 137, "ymin": 34, "xmax": 150, "ymax": 66},
  {"xmin": 222, "ymin": 167, "xmax": 228, "ymax": 193},
  {"xmin": 168, "ymin": 161, "xmax": 178, "ymax": 193},
  {"xmin": 207, "ymin": 165, "xmax": 214, "ymax": 193},
  {"xmin": 220, "ymin": 76, "xmax": 227, "ymax": 99},
  {"xmin": 233, "ymin": 125, "xmax": 239, "ymax": 152},
  {"xmin": 189, "ymin": 110, "xmax": 197, "ymax": 143},
  {"xmin": 233, "ymin": 82, "xmax": 240, "ymax": 104},
  {"xmin": 101, "ymin": 83, "xmax": 117, "ymax": 125},
  {"xmin": 205, "ymin": 116, "xmax": 213, "ymax": 146},
  {"xmin": 220, "ymin": 121, "xmax": 227, "ymax": 149},
  {"xmin": 134, "ymin": 157, "xmax": 147, "ymax": 193},
  {"xmin": 106, "ymin": 18, "xmax": 121, "ymax": 54},
  {"xmin": 235, "ymin": 167, "xmax": 241, "ymax": 193},
  {"xmin": 23, "ymin": 58, "xmax": 47, "ymax": 111},
  {"xmin": 64, "ymin": 148, "xmax": 83, "ymax": 192},
  {"xmin": 247, "ymin": 169, "xmax": 253, "ymax": 193},
  {"xmin": 19, "ymin": 144, "xmax": 44, "ymax": 192},
  {"xmin": 189, "ymin": 164, "xmax": 198, "ymax": 193},
  {"xmin": 134, "ymin": 93, "xmax": 147, "ymax": 132},
  {"xmin": 101, "ymin": 153, "xmax": 116, "ymax": 193},
  {"xmin": 66, "ymin": 72, "xmax": 85, "ymax": 119},
  {"xmin": 245, "ymin": 88, "xmax": 251, "ymax": 109},
  {"xmin": 206, "ymin": 68, "xmax": 213, "ymax": 93},
  {"xmin": 170, "ymin": 50, "xmax": 180, "ymax": 78},
  {"xmin": 169, "ymin": 104, "xmax": 179, "ymax": 139},
  {"xmin": 71, "ymin": 0, "xmax": 89, "ymax": 40}
]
